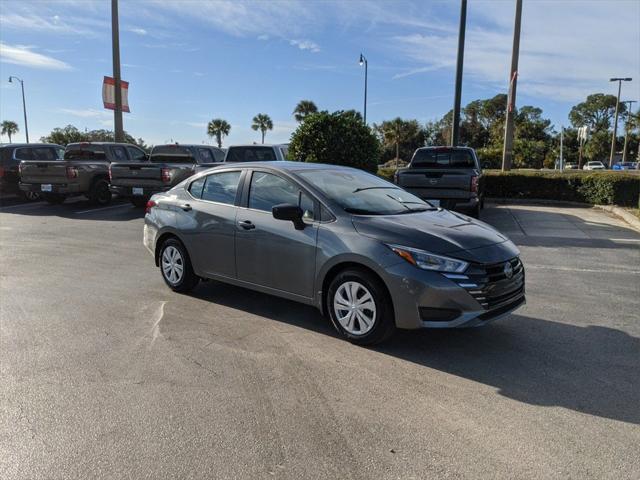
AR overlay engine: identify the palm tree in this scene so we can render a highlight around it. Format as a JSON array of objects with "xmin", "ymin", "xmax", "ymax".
[
  {"xmin": 251, "ymin": 114, "xmax": 273, "ymax": 144},
  {"xmin": 207, "ymin": 118, "xmax": 231, "ymax": 147},
  {"xmin": 293, "ymin": 100, "xmax": 318, "ymax": 122},
  {"xmin": 381, "ymin": 117, "xmax": 409, "ymax": 169},
  {"xmin": 1, "ymin": 120, "xmax": 19, "ymax": 143}
]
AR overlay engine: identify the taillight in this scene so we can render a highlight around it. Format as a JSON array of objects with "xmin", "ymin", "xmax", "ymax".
[
  {"xmin": 161, "ymin": 168, "xmax": 171, "ymax": 183},
  {"xmin": 0, "ymin": 166, "xmax": 5, "ymax": 178},
  {"xmin": 471, "ymin": 176, "xmax": 479, "ymax": 193},
  {"xmin": 66, "ymin": 166, "xmax": 78, "ymax": 179},
  {"xmin": 145, "ymin": 200, "xmax": 157, "ymax": 214}
]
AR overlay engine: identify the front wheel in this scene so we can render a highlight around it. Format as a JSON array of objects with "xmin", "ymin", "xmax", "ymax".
[
  {"xmin": 159, "ymin": 238, "xmax": 199, "ymax": 293},
  {"xmin": 89, "ymin": 179, "xmax": 112, "ymax": 206},
  {"xmin": 326, "ymin": 269, "xmax": 396, "ymax": 345},
  {"xmin": 42, "ymin": 193, "xmax": 65, "ymax": 204}
]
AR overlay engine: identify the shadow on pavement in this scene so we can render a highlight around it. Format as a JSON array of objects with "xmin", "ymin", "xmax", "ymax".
[{"xmin": 0, "ymin": 197, "xmax": 143, "ymax": 222}]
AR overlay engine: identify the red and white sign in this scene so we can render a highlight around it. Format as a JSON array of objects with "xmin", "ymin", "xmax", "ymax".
[{"xmin": 102, "ymin": 76, "xmax": 130, "ymax": 112}]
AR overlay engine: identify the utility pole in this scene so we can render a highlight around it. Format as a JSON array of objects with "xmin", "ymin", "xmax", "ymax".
[
  {"xmin": 8, "ymin": 76, "xmax": 29, "ymax": 143},
  {"xmin": 501, "ymin": 0, "xmax": 523, "ymax": 171},
  {"xmin": 451, "ymin": 0, "xmax": 467, "ymax": 146},
  {"xmin": 359, "ymin": 53, "xmax": 368, "ymax": 125},
  {"xmin": 559, "ymin": 127, "xmax": 564, "ymax": 171},
  {"xmin": 608, "ymin": 77, "xmax": 632, "ymax": 167},
  {"xmin": 621, "ymin": 100, "xmax": 637, "ymax": 163},
  {"xmin": 111, "ymin": 0, "xmax": 124, "ymax": 142}
]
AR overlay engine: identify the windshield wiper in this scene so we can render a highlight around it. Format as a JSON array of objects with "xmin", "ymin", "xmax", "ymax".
[
  {"xmin": 344, "ymin": 207, "xmax": 382, "ymax": 215},
  {"xmin": 395, "ymin": 207, "xmax": 435, "ymax": 214},
  {"xmin": 352, "ymin": 186, "xmax": 398, "ymax": 193}
]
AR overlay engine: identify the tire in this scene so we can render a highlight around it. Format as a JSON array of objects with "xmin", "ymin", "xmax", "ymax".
[
  {"xmin": 42, "ymin": 193, "xmax": 66, "ymax": 204},
  {"xmin": 159, "ymin": 238, "xmax": 199, "ymax": 293},
  {"xmin": 326, "ymin": 268, "xmax": 396, "ymax": 345},
  {"xmin": 130, "ymin": 196, "xmax": 148, "ymax": 208},
  {"xmin": 20, "ymin": 190, "xmax": 41, "ymax": 202},
  {"xmin": 88, "ymin": 178, "xmax": 112, "ymax": 206}
]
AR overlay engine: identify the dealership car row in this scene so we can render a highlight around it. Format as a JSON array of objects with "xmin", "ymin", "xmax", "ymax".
[{"xmin": 1, "ymin": 140, "xmax": 525, "ymax": 345}]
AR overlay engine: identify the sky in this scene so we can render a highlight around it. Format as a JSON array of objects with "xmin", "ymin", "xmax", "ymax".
[{"xmin": 0, "ymin": 0, "xmax": 639, "ymax": 146}]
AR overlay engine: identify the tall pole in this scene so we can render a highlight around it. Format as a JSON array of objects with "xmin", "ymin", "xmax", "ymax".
[
  {"xmin": 451, "ymin": 0, "xmax": 467, "ymax": 146},
  {"xmin": 621, "ymin": 100, "xmax": 636, "ymax": 163},
  {"xmin": 608, "ymin": 77, "xmax": 632, "ymax": 168},
  {"xmin": 559, "ymin": 127, "xmax": 564, "ymax": 171},
  {"xmin": 359, "ymin": 53, "xmax": 368, "ymax": 125},
  {"xmin": 8, "ymin": 76, "xmax": 29, "ymax": 143},
  {"xmin": 111, "ymin": 0, "xmax": 124, "ymax": 142},
  {"xmin": 501, "ymin": 0, "xmax": 523, "ymax": 171}
]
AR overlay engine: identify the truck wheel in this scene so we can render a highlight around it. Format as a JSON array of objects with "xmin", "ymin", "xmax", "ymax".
[
  {"xmin": 42, "ymin": 193, "xmax": 65, "ymax": 205},
  {"xmin": 159, "ymin": 238, "xmax": 199, "ymax": 293},
  {"xmin": 130, "ymin": 197, "xmax": 148, "ymax": 208},
  {"xmin": 89, "ymin": 179, "xmax": 112, "ymax": 206}
]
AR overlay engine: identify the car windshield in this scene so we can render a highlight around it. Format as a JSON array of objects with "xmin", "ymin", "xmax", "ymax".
[{"xmin": 297, "ymin": 168, "xmax": 435, "ymax": 215}]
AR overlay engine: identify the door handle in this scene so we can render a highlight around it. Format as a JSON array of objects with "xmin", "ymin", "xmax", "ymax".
[
  {"xmin": 180, "ymin": 203, "xmax": 192, "ymax": 211},
  {"xmin": 238, "ymin": 220, "xmax": 255, "ymax": 230}
]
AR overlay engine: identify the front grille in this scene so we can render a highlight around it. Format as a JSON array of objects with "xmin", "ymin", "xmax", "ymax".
[{"xmin": 444, "ymin": 257, "xmax": 525, "ymax": 310}]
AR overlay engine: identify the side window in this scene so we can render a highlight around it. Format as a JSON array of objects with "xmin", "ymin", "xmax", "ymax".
[
  {"xmin": 201, "ymin": 171, "xmax": 242, "ymax": 205},
  {"xmin": 197, "ymin": 148, "xmax": 214, "ymax": 164},
  {"xmin": 249, "ymin": 171, "xmax": 313, "ymax": 219},
  {"xmin": 55, "ymin": 147, "xmax": 65, "ymax": 159},
  {"xmin": 189, "ymin": 176, "xmax": 206, "ymax": 199},
  {"xmin": 32, "ymin": 148, "xmax": 56, "ymax": 160},
  {"xmin": 14, "ymin": 148, "xmax": 33, "ymax": 160},
  {"xmin": 111, "ymin": 146, "xmax": 128, "ymax": 161},
  {"xmin": 127, "ymin": 146, "xmax": 147, "ymax": 161},
  {"xmin": 211, "ymin": 148, "xmax": 225, "ymax": 162}
]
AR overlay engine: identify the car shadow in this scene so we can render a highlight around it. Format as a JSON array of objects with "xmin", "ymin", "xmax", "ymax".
[
  {"xmin": 0, "ymin": 197, "xmax": 144, "ymax": 222},
  {"xmin": 190, "ymin": 281, "xmax": 639, "ymax": 425}
]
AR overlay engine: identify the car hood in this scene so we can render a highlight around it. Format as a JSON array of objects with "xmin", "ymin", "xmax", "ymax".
[{"xmin": 352, "ymin": 208, "xmax": 518, "ymax": 263}]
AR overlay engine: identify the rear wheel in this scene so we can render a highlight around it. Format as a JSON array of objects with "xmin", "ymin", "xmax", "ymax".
[
  {"xmin": 159, "ymin": 238, "xmax": 199, "ymax": 293},
  {"xmin": 130, "ymin": 196, "xmax": 148, "ymax": 208},
  {"xmin": 326, "ymin": 269, "xmax": 396, "ymax": 345},
  {"xmin": 88, "ymin": 179, "xmax": 112, "ymax": 206},
  {"xmin": 42, "ymin": 193, "xmax": 65, "ymax": 204}
]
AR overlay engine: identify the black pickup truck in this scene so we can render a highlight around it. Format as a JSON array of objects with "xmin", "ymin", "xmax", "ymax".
[
  {"xmin": 109, "ymin": 144, "xmax": 225, "ymax": 207},
  {"xmin": 1, "ymin": 143, "xmax": 64, "ymax": 202},
  {"xmin": 19, "ymin": 142, "xmax": 148, "ymax": 205},
  {"xmin": 394, "ymin": 146, "xmax": 484, "ymax": 217}
]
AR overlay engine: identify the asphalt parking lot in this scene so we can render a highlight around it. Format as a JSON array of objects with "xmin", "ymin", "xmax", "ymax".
[{"xmin": 1, "ymin": 198, "xmax": 639, "ymax": 479}]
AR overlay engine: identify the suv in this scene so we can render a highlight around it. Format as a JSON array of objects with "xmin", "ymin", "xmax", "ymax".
[
  {"xmin": 0, "ymin": 143, "xmax": 64, "ymax": 201},
  {"xmin": 224, "ymin": 144, "xmax": 289, "ymax": 162}
]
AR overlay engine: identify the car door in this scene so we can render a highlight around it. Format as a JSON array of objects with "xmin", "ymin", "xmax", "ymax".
[
  {"xmin": 235, "ymin": 170, "xmax": 318, "ymax": 298},
  {"xmin": 177, "ymin": 170, "xmax": 243, "ymax": 279}
]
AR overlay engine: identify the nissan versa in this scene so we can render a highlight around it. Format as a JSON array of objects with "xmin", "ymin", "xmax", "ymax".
[{"xmin": 143, "ymin": 162, "xmax": 525, "ymax": 345}]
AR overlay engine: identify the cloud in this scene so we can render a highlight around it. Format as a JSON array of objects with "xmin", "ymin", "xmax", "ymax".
[
  {"xmin": 58, "ymin": 108, "xmax": 110, "ymax": 119},
  {"xmin": 127, "ymin": 27, "xmax": 148, "ymax": 36},
  {"xmin": 0, "ymin": 11, "xmax": 107, "ymax": 36},
  {"xmin": 0, "ymin": 43, "xmax": 71, "ymax": 70},
  {"xmin": 289, "ymin": 39, "xmax": 320, "ymax": 53},
  {"xmin": 257, "ymin": 34, "xmax": 270, "ymax": 41}
]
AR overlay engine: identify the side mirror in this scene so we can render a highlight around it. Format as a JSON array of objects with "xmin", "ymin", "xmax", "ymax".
[{"xmin": 272, "ymin": 203, "xmax": 305, "ymax": 230}]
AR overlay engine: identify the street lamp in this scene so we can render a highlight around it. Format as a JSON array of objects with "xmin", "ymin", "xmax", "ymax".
[
  {"xmin": 8, "ymin": 76, "xmax": 29, "ymax": 143},
  {"xmin": 359, "ymin": 53, "xmax": 368, "ymax": 124},
  {"xmin": 608, "ymin": 77, "xmax": 632, "ymax": 167}
]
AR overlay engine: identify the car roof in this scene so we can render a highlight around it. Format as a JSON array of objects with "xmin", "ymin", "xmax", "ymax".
[
  {"xmin": 415, "ymin": 146, "xmax": 474, "ymax": 151},
  {"xmin": 152, "ymin": 144, "xmax": 221, "ymax": 149},
  {"xmin": 219, "ymin": 161, "xmax": 357, "ymax": 172},
  {"xmin": 66, "ymin": 142, "xmax": 138, "ymax": 147},
  {"xmin": 0, "ymin": 143, "xmax": 61, "ymax": 149},
  {"xmin": 227, "ymin": 144, "xmax": 288, "ymax": 148}
]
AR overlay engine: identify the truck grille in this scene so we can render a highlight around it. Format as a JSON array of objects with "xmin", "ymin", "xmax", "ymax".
[{"xmin": 444, "ymin": 257, "xmax": 525, "ymax": 310}]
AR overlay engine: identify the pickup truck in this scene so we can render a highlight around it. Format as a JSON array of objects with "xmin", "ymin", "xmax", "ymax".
[
  {"xmin": 394, "ymin": 146, "xmax": 484, "ymax": 217},
  {"xmin": 1, "ymin": 143, "xmax": 64, "ymax": 202},
  {"xmin": 224, "ymin": 144, "xmax": 289, "ymax": 162},
  {"xmin": 109, "ymin": 144, "xmax": 225, "ymax": 207},
  {"xmin": 19, "ymin": 142, "xmax": 148, "ymax": 205}
]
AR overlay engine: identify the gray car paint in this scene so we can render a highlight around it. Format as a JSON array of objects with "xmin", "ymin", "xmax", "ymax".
[{"xmin": 144, "ymin": 162, "xmax": 524, "ymax": 330}]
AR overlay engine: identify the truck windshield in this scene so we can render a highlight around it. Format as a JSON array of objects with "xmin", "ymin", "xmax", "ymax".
[
  {"xmin": 411, "ymin": 148, "xmax": 476, "ymax": 168},
  {"xmin": 150, "ymin": 146, "xmax": 195, "ymax": 163}
]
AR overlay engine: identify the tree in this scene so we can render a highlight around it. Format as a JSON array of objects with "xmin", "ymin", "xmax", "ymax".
[
  {"xmin": 569, "ymin": 93, "xmax": 625, "ymax": 132},
  {"xmin": 39, "ymin": 124, "xmax": 148, "ymax": 149},
  {"xmin": 1, "ymin": 120, "xmax": 19, "ymax": 143},
  {"xmin": 293, "ymin": 100, "xmax": 318, "ymax": 122},
  {"xmin": 373, "ymin": 118, "xmax": 425, "ymax": 167},
  {"xmin": 207, "ymin": 118, "xmax": 231, "ymax": 148},
  {"xmin": 251, "ymin": 114, "xmax": 273, "ymax": 144},
  {"xmin": 289, "ymin": 110, "xmax": 380, "ymax": 172}
]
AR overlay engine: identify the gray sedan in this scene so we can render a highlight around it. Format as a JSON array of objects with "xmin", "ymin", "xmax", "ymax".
[{"xmin": 143, "ymin": 162, "xmax": 525, "ymax": 345}]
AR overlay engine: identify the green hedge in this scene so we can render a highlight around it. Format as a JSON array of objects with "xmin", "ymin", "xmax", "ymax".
[{"xmin": 484, "ymin": 171, "xmax": 640, "ymax": 207}]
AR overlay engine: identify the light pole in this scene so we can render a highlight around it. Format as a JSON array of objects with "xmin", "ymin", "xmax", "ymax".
[
  {"xmin": 608, "ymin": 77, "xmax": 632, "ymax": 167},
  {"xmin": 111, "ymin": 0, "xmax": 124, "ymax": 142},
  {"xmin": 451, "ymin": 0, "xmax": 467, "ymax": 146},
  {"xmin": 8, "ymin": 76, "xmax": 29, "ymax": 143},
  {"xmin": 359, "ymin": 53, "xmax": 368, "ymax": 124},
  {"xmin": 501, "ymin": 0, "xmax": 523, "ymax": 171},
  {"xmin": 621, "ymin": 100, "xmax": 637, "ymax": 163}
]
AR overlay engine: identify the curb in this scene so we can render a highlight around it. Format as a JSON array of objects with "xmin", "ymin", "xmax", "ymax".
[{"xmin": 487, "ymin": 198, "xmax": 640, "ymax": 233}]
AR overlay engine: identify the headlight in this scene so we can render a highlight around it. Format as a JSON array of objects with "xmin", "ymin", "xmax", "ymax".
[{"xmin": 387, "ymin": 244, "xmax": 469, "ymax": 273}]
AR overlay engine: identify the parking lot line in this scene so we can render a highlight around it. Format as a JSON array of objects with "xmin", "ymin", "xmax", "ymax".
[{"xmin": 75, "ymin": 203, "xmax": 131, "ymax": 214}]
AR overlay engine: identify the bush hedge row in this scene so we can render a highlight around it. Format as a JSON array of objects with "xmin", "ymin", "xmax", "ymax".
[{"xmin": 376, "ymin": 168, "xmax": 640, "ymax": 207}]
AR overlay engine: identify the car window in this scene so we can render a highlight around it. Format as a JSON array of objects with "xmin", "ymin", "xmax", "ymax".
[
  {"xmin": 14, "ymin": 148, "xmax": 33, "ymax": 160},
  {"xmin": 226, "ymin": 147, "xmax": 277, "ymax": 162},
  {"xmin": 211, "ymin": 148, "xmax": 225, "ymax": 162},
  {"xmin": 280, "ymin": 146, "xmax": 289, "ymax": 160},
  {"xmin": 127, "ymin": 146, "xmax": 147, "ymax": 161},
  {"xmin": 150, "ymin": 145, "xmax": 194, "ymax": 163},
  {"xmin": 197, "ymin": 148, "xmax": 215, "ymax": 164},
  {"xmin": 201, "ymin": 171, "xmax": 242, "ymax": 205},
  {"xmin": 32, "ymin": 147, "xmax": 57, "ymax": 160},
  {"xmin": 111, "ymin": 146, "xmax": 128, "ymax": 161},
  {"xmin": 249, "ymin": 171, "xmax": 314, "ymax": 219},
  {"xmin": 55, "ymin": 147, "xmax": 65, "ymax": 159},
  {"xmin": 411, "ymin": 148, "xmax": 476, "ymax": 168},
  {"xmin": 189, "ymin": 176, "xmax": 206, "ymax": 199},
  {"xmin": 64, "ymin": 145, "xmax": 107, "ymax": 160}
]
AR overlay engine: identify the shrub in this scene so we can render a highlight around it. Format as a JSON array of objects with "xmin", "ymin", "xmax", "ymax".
[
  {"xmin": 377, "ymin": 168, "xmax": 396, "ymax": 182},
  {"xmin": 289, "ymin": 110, "xmax": 380, "ymax": 172},
  {"xmin": 484, "ymin": 170, "xmax": 640, "ymax": 207}
]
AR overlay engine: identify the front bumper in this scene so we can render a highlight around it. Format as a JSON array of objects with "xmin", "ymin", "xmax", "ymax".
[
  {"xmin": 19, "ymin": 182, "xmax": 81, "ymax": 195},
  {"xmin": 110, "ymin": 185, "xmax": 169, "ymax": 198},
  {"xmin": 382, "ymin": 257, "xmax": 525, "ymax": 330}
]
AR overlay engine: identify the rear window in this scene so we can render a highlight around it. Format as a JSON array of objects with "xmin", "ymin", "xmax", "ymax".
[
  {"xmin": 65, "ymin": 145, "xmax": 106, "ymax": 160},
  {"xmin": 196, "ymin": 148, "xmax": 215, "ymax": 164},
  {"xmin": 411, "ymin": 149, "xmax": 476, "ymax": 168},
  {"xmin": 150, "ymin": 146, "xmax": 195, "ymax": 164},
  {"xmin": 226, "ymin": 146, "xmax": 277, "ymax": 162},
  {"xmin": 211, "ymin": 148, "xmax": 225, "ymax": 162}
]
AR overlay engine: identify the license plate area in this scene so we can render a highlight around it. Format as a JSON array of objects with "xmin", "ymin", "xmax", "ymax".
[
  {"xmin": 41, "ymin": 184, "xmax": 52, "ymax": 192},
  {"xmin": 132, "ymin": 187, "xmax": 144, "ymax": 196}
]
